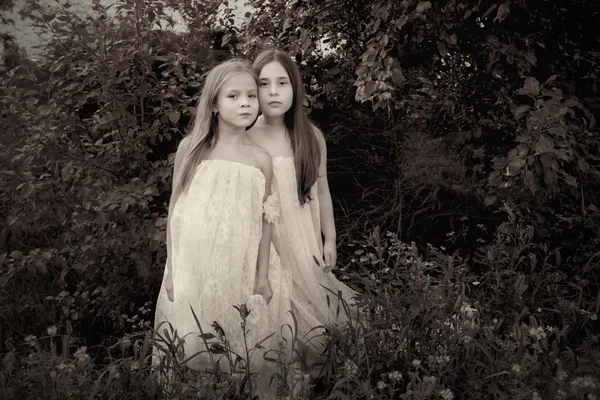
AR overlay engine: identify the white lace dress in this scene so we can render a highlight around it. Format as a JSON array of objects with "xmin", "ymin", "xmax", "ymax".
[
  {"xmin": 153, "ymin": 159, "xmax": 285, "ymax": 381},
  {"xmin": 270, "ymin": 156, "xmax": 359, "ymax": 368}
]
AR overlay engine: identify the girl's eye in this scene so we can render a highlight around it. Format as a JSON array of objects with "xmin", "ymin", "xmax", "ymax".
[
  {"xmin": 249, "ymin": 94, "xmax": 257, "ymax": 98},
  {"xmin": 279, "ymin": 81, "xmax": 288, "ymax": 85},
  {"xmin": 259, "ymin": 82, "xmax": 268, "ymax": 87},
  {"xmin": 228, "ymin": 94, "xmax": 238, "ymax": 98}
]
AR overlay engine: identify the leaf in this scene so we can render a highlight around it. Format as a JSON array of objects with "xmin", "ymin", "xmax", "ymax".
[
  {"xmin": 437, "ymin": 41, "xmax": 449, "ymax": 57},
  {"xmin": 507, "ymin": 157, "xmax": 526, "ymax": 175},
  {"xmin": 199, "ymin": 332, "xmax": 215, "ymax": 340},
  {"xmin": 548, "ymin": 126, "xmax": 566, "ymax": 137},
  {"xmin": 364, "ymin": 81, "xmax": 376, "ymax": 96},
  {"xmin": 168, "ymin": 111, "xmax": 180, "ymax": 124},
  {"xmin": 524, "ymin": 170, "xmax": 536, "ymax": 194},
  {"xmin": 36, "ymin": 259, "xmax": 47, "ymax": 275},
  {"xmin": 543, "ymin": 169, "xmax": 557, "ymax": 187},
  {"xmin": 534, "ymin": 135, "xmax": 554, "ymax": 153},
  {"xmin": 416, "ymin": 1, "xmax": 432, "ymax": 13},
  {"xmin": 539, "ymin": 153, "xmax": 555, "ymax": 170},
  {"xmin": 21, "ymin": 183, "xmax": 35, "ymax": 198},
  {"xmin": 483, "ymin": 4, "xmax": 497, "ymax": 18},
  {"xmin": 513, "ymin": 105, "xmax": 530, "ymax": 119},
  {"xmin": 578, "ymin": 158, "xmax": 590, "ymax": 173},
  {"xmin": 484, "ymin": 195, "xmax": 497, "ymax": 206},
  {"xmin": 494, "ymin": 1, "xmax": 510, "ymax": 22},
  {"xmin": 43, "ymin": 13, "xmax": 56, "ymax": 22},
  {"xmin": 446, "ymin": 33, "xmax": 458, "ymax": 45},
  {"xmin": 50, "ymin": 63, "xmax": 63, "ymax": 73},
  {"xmin": 518, "ymin": 77, "xmax": 540, "ymax": 96},
  {"xmin": 563, "ymin": 173, "xmax": 578, "ymax": 187},
  {"xmin": 473, "ymin": 127, "xmax": 482, "ymax": 138},
  {"xmin": 391, "ymin": 69, "xmax": 404, "ymax": 85}
]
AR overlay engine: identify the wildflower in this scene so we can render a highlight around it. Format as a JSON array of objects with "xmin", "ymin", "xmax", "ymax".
[
  {"xmin": 556, "ymin": 389, "xmax": 567, "ymax": 400},
  {"xmin": 377, "ymin": 381, "xmax": 387, "ymax": 390},
  {"xmin": 388, "ymin": 370, "xmax": 402, "ymax": 383},
  {"xmin": 528, "ymin": 326, "xmax": 547, "ymax": 340},
  {"xmin": 591, "ymin": 314, "xmax": 598, "ymax": 321},
  {"xmin": 439, "ymin": 388, "xmax": 454, "ymax": 400},
  {"xmin": 74, "ymin": 346, "xmax": 90, "ymax": 363},
  {"xmin": 570, "ymin": 376, "xmax": 597, "ymax": 390},
  {"xmin": 24, "ymin": 335, "xmax": 37, "ymax": 347},
  {"xmin": 437, "ymin": 355, "xmax": 450, "ymax": 364},
  {"xmin": 49, "ymin": 370, "xmax": 57, "ymax": 379},
  {"xmin": 532, "ymin": 392, "xmax": 541, "ymax": 400},
  {"xmin": 511, "ymin": 364, "xmax": 521, "ymax": 374},
  {"xmin": 460, "ymin": 303, "xmax": 477, "ymax": 318},
  {"xmin": 130, "ymin": 361, "xmax": 140, "ymax": 371},
  {"xmin": 472, "ymin": 281, "xmax": 480, "ymax": 286},
  {"xmin": 46, "ymin": 326, "xmax": 58, "ymax": 336},
  {"xmin": 423, "ymin": 376, "xmax": 437, "ymax": 386},
  {"xmin": 343, "ymin": 359, "xmax": 358, "ymax": 376},
  {"xmin": 557, "ymin": 370, "xmax": 567, "ymax": 381},
  {"xmin": 412, "ymin": 359, "xmax": 421, "ymax": 367},
  {"xmin": 462, "ymin": 335, "xmax": 472, "ymax": 344},
  {"xmin": 120, "ymin": 336, "xmax": 131, "ymax": 349},
  {"xmin": 464, "ymin": 61, "xmax": 472, "ymax": 67}
]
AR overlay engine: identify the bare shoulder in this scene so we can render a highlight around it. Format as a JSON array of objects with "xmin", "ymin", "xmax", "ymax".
[
  {"xmin": 250, "ymin": 143, "xmax": 272, "ymax": 172},
  {"xmin": 310, "ymin": 122, "xmax": 326, "ymax": 148},
  {"xmin": 176, "ymin": 136, "xmax": 191, "ymax": 157},
  {"xmin": 173, "ymin": 136, "xmax": 191, "ymax": 168}
]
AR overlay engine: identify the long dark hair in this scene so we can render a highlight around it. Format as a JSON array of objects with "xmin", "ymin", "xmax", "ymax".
[{"xmin": 253, "ymin": 49, "xmax": 321, "ymax": 206}]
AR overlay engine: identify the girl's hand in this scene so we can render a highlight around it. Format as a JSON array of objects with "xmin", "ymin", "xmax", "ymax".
[
  {"xmin": 165, "ymin": 269, "xmax": 174, "ymax": 302},
  {"xmin": 254, "ymin": 277, "xmax": 273, "ymax": 304},
  {"xmin": 323, "ymin": 240, "xmax": 337, "ymax": 273}
]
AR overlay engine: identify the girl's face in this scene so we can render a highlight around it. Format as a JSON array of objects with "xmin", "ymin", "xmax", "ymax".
[
  {"xmin": 214, "ymin": 72, "xmax": 258, "ymax": 129},
  {"xmin": 258, "ymin": 61, "xmax": 294, "ymax": 118}
]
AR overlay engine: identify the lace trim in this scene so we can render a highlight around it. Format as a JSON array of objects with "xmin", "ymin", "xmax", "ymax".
[{"xmin": 262, "ymin": 193, "xmax": 280, "ymax": 224}]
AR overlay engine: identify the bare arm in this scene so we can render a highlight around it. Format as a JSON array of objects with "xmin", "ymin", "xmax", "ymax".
[
  {"xmin": 314, "ymin": 126, "xmax": 336, "ymax": 244},
  {"xmin": 314, "ymin": 126, "xmax": 337, "ymax": 269},
  {"xmin": 255, "ymin": 149, "xmax": 274, "ymax": 281},
  {"xmin": 165, "ymin": 138, "xmax": 189, "ymax": 280}
]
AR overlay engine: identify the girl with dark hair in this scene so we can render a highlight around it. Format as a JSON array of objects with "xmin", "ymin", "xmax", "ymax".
[{"xmin": 248, "ymin": 49, "xmax": 359, "ymax": 373}]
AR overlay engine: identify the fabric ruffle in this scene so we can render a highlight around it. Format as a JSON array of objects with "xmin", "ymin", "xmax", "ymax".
[{"xmin": 262, "ymin": 193, "xmax": 280, "ymax": 224}]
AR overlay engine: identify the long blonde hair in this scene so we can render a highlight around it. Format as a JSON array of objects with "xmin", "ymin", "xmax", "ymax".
[{"xmin": 176, "ymin": 59, "xmax": 257, "ymax": 194}]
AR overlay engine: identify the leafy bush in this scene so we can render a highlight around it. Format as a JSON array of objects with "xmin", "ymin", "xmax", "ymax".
[
  {"xmin": 0, "ymin": 0, "xmax": 242, "ymax": 350},
  {"xmin": 1, "ymin": 0, "xmax": 599, "ymax": 399}
]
